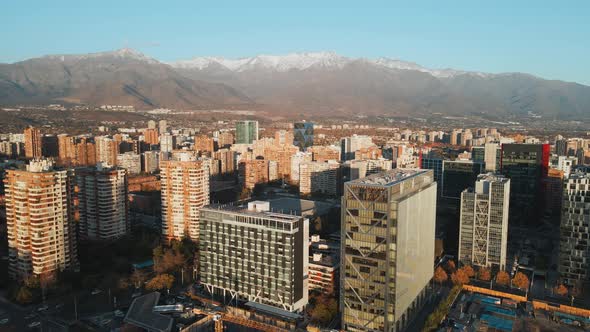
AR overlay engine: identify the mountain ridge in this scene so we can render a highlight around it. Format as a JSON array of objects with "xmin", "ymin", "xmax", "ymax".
[{"xmin": 1, "ymin": 49, "xmax": 589, "ymax": 119}]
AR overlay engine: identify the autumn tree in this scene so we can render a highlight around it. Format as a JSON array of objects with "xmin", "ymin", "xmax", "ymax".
[
  {"xmin": 451, "ymin": 268, "xmax": 470, "ymax": 285},
  {"xmin": 433, "ymin": 266, "xmax": 448, "ymax": 286},
  {"xmin": 495, "ymin": 271, "xmax": 510, "ymax": 286},
  {"xmin": 463, "ymin": 265, "xmax": 475, "ymax": 278},
  {"xmin": 478, "ymin": 267, "xmax": 491, "ymax": 282},
  {"xmin": 446, "ymin": 260, "xmax": 456, "ymax": 273},
  {"xmin": 512, "ymin": 272, "xmax": 530, "ymax": 290},
  {"xmin": 554, "ymin": 284, "xmax": 568, "ymax": 296},
  {"xmin": 146, "ymin": 274, "xmax": 175, "ymax": 291}
]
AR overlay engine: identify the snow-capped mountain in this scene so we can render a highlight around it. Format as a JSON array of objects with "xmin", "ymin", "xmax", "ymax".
[
  {"xmin": 171, "ymin": 52, "xmax": 349, "ymax": 72},
  {"xmin": 43, "ymin": 48, "xmax": 160, "ymax": 64},
  {"xmin": 170, "ymin": 52, "xmax": 489, "ymax": 78}
]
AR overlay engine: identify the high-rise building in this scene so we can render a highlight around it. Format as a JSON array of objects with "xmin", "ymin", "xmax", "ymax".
[
  {"xmin": 458, "ymin": 173, "xmax": 510, "ymax": 270},
  {"xmin": 147, "ymin": 120, "xmax": 157, "ymax": 129},
  {"xmin": 194, "ymin": 135, "xmax": 215, "ymax": 153},
  {"xmin": 309, "ymin": 145, "xmax": 340, "ymax": 162},
  {"xmin": 144, "ymin": 128, "xmax": 159, "ymax": 146},
  {"xmin": 340, "ymin": 135, "xmax": 374, "ymax": 161},
  {"xmin": 420, "ymin": 155, "xmax": 443, "ymax": 197},
  {"xmin": 212, "ymin": 148, "xmax": 236, "ymax": 175},
  {"xmin": 484, "ymin": 143, "xmax": 501, "ymax": 172},
  {"xmin": 159, "ymin": 133, "xmax": 176, "ymax": 153},
  {"xmin": 290, "ymin": 151, "xmax": 313, "ymax": 185},
  {"xmin": 142, "ymin": 150, "xmax": 160, "ymax": 173},
  {"xmin": 95, "ymin": 136, "xmax": 119, "ymax": 166},
  {"xmin": 501, "ymin": 143, "xmax": 550, "ymax": 226},
  {"xmin": 559, "ymin": 171, "xmax": 590, "ymax": 286},
  {"xmin": 4, "ymin": 159, "xmax": 78, "ymax": 280},
  {"xmin": 76, "ymin": 165, "xmax": 128, "ymax": 241},
  {"xmin": 556, "ymin": 139, "xmax": 568, "ymax": 157},
  {"xmin": 299, "ymin": 161, "xmax": 340, "ymax": 195},
  {"xmin": 235, "ymin": 120, "xmax": 259, "ymax": 144},
  {"xmin": 216, "ymin": 131, "xmax": 234, "ymax": 148},
  {"xmin": 343, "ymin": 159, "xmax": 392, "ymax": 181},
  {"xmin": 293, "ymin": 122, "xmax": 314, "ymax": 151},
  {"xmin": 158, "ymin": 120, "xmax": 167, "ymax": 134},
  {"xmin": 160, "ymin": 159, "xmax": 210, "ymax": 242},
  {"xmin": 341, "ymin": 169, "xmax": 436, "ymax": 332},
  {"xmin": 275, "ymin": 129, "xmax": 295, "ymax": 146},
  {"xmin": 442, "ymin": 160, "xmax": 485, "ymax": 199},
  {"xmin": 239, "ymin": 159, "xmax": 268, "ymax": 190},
  {"xmin": 199, "ymin": 200, "xmax": 309, "ymax": 312},
  {"xmin": 42, "ymin": 135, "xmax": 59, "ymax": 158},
  {"xmin": 117, "ymin": 152, "xmax": 141, "ymax": 175},
  {"xmin": 24, "ymin": 127, "xmax": 42, "ymax": 159}
]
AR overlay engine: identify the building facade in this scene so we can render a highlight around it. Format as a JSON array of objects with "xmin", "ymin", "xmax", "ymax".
[
  {"xmin": 4, "ymin": 160, "xmax": 78, "ymax": 280},
  {"xmin": 160, "ymin": 159, "xmax": 210, "ymax": 242},
  {"xmin": 235, "ymin": 120, "xmax": 259, "ymax": 144},
  {"xmin": 341, "ymin": 169, "xmax": 436, "ymax": 332},
  {"xmin": 199, "ymin": 201, "xmax": 309, "ymax": 312},
  {"xmin": 299, "ymin": 161, "xmax": 340, "ymax": 196},
  {"xmin": 501, "ymin": 143, "xmax": 550, "ymax": 226},
  {"xmin": 559, "ymin": 171, "xmax": 590, "ymax": 286},
  {"xmin": 24, "ymin": 127, "xmax": 42, "ymax": 159},
  {"xmin": 458, "ymin": 173, "xmax": 510, "ymax": 270},
  {"xmin": 293, "ymin": 122, "xmax": 314, "ymax": 151},
  {"xmin": 76, "ymin": 166, "xmax": 129, "ymax": 241}
]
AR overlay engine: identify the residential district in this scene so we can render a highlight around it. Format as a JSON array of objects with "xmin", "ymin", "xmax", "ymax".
[{"xmin": 0, "ymin": 117, "xmax": 590, "ymax": 332}]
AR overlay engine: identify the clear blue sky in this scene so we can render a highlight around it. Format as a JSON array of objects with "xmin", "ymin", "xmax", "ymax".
[{"xmin": 2, "ymin": 1, "xmax": 589, "ymax": 84}]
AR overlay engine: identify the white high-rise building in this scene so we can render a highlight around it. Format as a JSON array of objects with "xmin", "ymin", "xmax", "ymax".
[
  {"xmin": 341, "ymin": 169, "xmax": 436, "ymax": 332},
  {"xmin": 116, "ymin": 152, "xmax": 141, "ymax": 175},
  {"xmin": 290, "ymin": 151, "xmax": 313, "ymax": 185},
  {"xmin": 4, "ymin": 159, "xmax": 79, "ymax": 280},
  {"xmin": 160, "ymin": 159, "xmax": 210, "ymax": 241},
  {"xmin": 299, "ymin": 160, "xmax": 340, "ymax": 195},
  {"xmin": 340, "ymin": 134, "xmax": 374, "ymax": 161},
  {"xmin": 160, "ymin": 133, "xmax": 176, "ymax": 153},
  {"xmin": 76, "ymin": 165, "xmax": 128, "ymax": 241},
  {"xmin": 458, "ymin": 173, "xmax": 510, "ymax": 270},
  {"xmin": 159, "ymin": 119, "xmax": 167, "ymax": 134}
]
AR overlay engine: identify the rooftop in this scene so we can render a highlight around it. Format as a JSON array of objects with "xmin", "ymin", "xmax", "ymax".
[
  {"xmin": 203, "ymin": 200, "xmax": 305, "ymax": 223},
  {"xmin": 348, "ymin": 168, "xmax": 429, "ymax": 187},
  {"xmin": 124, "ymin": 292, "xmax": 173, "ymax": 332}
]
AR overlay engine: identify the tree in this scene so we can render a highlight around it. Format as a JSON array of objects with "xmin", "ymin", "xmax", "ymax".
[
  {"xmin": 495, "ymin": 271, "xmax": 510, "ymax": 286},
  {"xmin": 554, "ymin": 284, "xmax": 568, "ymax": 296},
  {"xmin": 451, "ymin": 268, "xmax": 469, "ymax": 285},
  {"xmin": 16, "ymin": 286, "xmax": 33, "ymax": 304},
  {"xmin": 463, "ymin": 265, "xmax": 475, "ymax": 278},
  {"xmin": 145, "ymin": 274, "xmax": 175, "ymax": 291},
  {"xmin": 478, "ymin": 267, "xmax": 491, "ymax": 282},
  {"xmin": 446, "ymin": 260, "xmax": 456, "ymax": 273},
  {"xmin": 433, "ymin": 266, "xmax": 448, "ymax": 286},
  {"xmin": 512, "ymin": 272, "xmax": 530, "ymax": 290}
]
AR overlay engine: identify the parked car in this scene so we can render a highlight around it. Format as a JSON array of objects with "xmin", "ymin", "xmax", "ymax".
[
  {"xmin": 0, "ymin": 318, "xmax": 10, "ymax": 325},
  {"xmin": 114, "ymin": 310, "xmax": 125, "ymax": 318},
  {"xmin": 91, "ymin": 288, "xmax": 102, "ymax": 295},
  {"xmin": 37, "ymin": 304, "xmax": 49, "ymax": 312},
  {"xmin": 28, "ymin": 321, "xmax": 41, "ymax": 328}
]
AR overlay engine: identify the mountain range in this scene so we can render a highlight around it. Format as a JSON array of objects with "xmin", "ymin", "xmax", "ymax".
[{"xmin": 1, "ymin": 48, "xmax": 589, "ymax": 119}]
